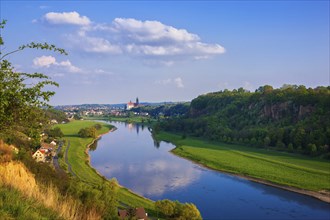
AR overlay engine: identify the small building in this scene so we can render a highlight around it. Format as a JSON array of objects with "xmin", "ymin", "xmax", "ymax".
[
  {"xmin": 50, "ymin": 141, "xmax": 57, "ymax": 146},
  {"xmin": 126, "ymin": 97, "xmax": 140, "ymax": 110},
  {"xmin": 50, "ymin": 119, "xmax": 58, "ymax": 124},
  {"xmin": 127, "ymin": 100, "xmax": 136, "ymax": 110},
  {"xmin": 32, "ymin": 149, "xmax": 46, "ymax": 162},
  {"xmin": 40, "ymin": 142, "xmax": 54, "ymax": 151}
]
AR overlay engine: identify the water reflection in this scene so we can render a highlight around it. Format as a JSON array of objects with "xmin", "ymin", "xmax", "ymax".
[
  {"xmin": 95, "ymin": 158, "xmax": 201, "ymax": 196},
  {"xmin": 125, "ymin": 123, "xmax": 142, "ymax": 135},
  {"xmin": 90, "ymin": 121, "xmax": 201, "ymax": 196},
  {"xmin": 89, "ymin": 139, "xmax": 98, "ymax": 151}
]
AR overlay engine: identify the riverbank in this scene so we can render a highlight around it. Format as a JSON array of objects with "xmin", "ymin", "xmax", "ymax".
[
  {"xmin": 55, "ymin": 120, "xmax": 156, "ymax": 214},
  {"xmin": 156, "ymin": 131, "xmax": 330, "ymax": 203}
]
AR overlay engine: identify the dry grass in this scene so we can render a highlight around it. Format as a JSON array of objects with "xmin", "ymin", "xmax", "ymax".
[
  {"xmin": 0, "ymin": 141, "xmax": 101, "ymax": 220},
  {"xmin": 0, "ymin": 140, "xmax": 14, "ymax": 163}
]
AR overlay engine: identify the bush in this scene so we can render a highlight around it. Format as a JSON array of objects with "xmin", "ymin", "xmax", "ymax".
[
  {"xmin": 94, "ymin": 124, "xmax": 102, "ymax": 130},
  {"xmin": 155, "ymin": 199, "xmax": 202, "ymax": 220},
  {"xmin": 78, "ymin": 127, "xmax": 97, "ymax": 138}
]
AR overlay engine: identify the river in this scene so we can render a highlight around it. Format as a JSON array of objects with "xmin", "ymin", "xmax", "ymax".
[{"xmin": 89, "ymin": 121, "xmax": 330, "ymax": 219}]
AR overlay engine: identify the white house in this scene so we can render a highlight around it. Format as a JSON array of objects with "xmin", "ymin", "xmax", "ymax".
[{"xmin": 32, "ymin": 149, "xmax": 46, "ymax": 162}]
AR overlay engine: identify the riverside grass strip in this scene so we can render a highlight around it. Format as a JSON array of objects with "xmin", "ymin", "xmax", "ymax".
[
  {"xmin": 157, "ymin": 132, "xmax": 330, "ymax": 192},
  {"xmin": 55, "ymin": 120, "xmax": 155, "ymax": 213}
]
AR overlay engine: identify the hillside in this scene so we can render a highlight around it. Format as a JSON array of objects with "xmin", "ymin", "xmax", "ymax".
[
  {"xmin": 0, "ymin": 141, "xmax": 102, "ymax": 219},
  {"xmin": 159, "ymin": 85, "xmax": 330, "ymax": 157}
]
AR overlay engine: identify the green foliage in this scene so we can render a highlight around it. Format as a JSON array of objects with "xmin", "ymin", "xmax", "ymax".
[
  {"xmin": 44, "ymin": 108, "xmax": 68, "ymax": 124},
  {"xmin": 45, "ymin": 127, "xmax": 64, "ymax": 139},
  {"xmin": 133, "ymin": 102, "xmax": 190, "ymax": 118},
  {"xmin": 94, "ymin": 123, "xmax": 102, "ymax": 130},
  {"xmin": 0, "ymin": 20, "xmax": 67, "ymax": 148},
  {"xmin": 155, "ymin": 199, "xmax": 202, "ymax": 220},
  {"xmin": 78, "ymin": 126, "xmax": 97, "ymax": 138},
  {"xmin": 159, "ymin": 85, "xmax": 330, "ymax": 157},
  {"xmin": 155, "ymin": 199, "xmax": 175, "ymax": 217}
]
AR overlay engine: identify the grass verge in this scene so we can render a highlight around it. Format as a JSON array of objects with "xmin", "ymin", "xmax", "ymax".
[{"xmin": 156, "ymin": 132, "xmax": 330, "ymax": 193}]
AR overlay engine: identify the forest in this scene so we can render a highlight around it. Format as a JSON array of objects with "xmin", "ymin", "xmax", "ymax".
[{"xmin": 158, "ymin": 85, "xmax": 330, "ymax": 157}]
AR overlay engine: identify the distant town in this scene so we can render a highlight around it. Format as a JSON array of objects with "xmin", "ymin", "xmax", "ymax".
[{"xmin": 54, "ymin": 98, "xmax": 188, "ymax": 119}]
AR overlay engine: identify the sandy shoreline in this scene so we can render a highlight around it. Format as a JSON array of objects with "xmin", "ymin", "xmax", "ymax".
[{"xmin": 171, "ymin": 149, "xmax": 330, "ymax": 203}]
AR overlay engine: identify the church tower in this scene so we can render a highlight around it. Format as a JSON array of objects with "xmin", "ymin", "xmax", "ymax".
[{"xmin": 136, "ymin": 97, "xmax": 139, "ymax": 105}]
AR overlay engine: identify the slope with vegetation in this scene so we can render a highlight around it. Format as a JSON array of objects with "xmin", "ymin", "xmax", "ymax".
[
  {"xmin": 159, "ymin": 85, "xmax": 330, "ymax": 157},
  {"xmin": 0, "ymin": 141, "xmax": 105, "ymax": 219},
  {"xmin": 0, "ymin": 20, "xmax": 202, "ymax": 219}
]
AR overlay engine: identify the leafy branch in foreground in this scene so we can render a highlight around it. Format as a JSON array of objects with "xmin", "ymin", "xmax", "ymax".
[{"xmin": 0, "ymin": 19, "xmax": 67, "ymax": 147}]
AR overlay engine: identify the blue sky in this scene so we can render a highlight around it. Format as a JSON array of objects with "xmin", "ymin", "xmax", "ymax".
[{"xmin": 1, "ymin": 1, "xmax": 329, "ymax": 105}]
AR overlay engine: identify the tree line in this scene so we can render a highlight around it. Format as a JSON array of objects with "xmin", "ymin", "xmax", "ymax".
[{"xmin": 158, "ymin": 85, "xmax": 330, "ymax": 158}]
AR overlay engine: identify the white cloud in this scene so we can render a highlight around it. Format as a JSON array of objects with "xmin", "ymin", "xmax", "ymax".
[
  {"xmin": 174, "ymin": 77, "xmax": 184, "ymax": 88},
  {"xmin": 109, "ymin": 18, "xmax": 225, "ymax": 57},
  {"xmin": 112, "ymin": 18, "xmax": 200, "ymax": 44},
  {"xmin": 155, "ymin": 77, "xmax": 184, "ymax": 88},
  {"xmin": 57, "ymin": 60, "xmax": 81, "ymax": 73},
  {"xmin": 41, "ymin": 13, "xmax": 225, "ymax": 62},
  {"xmin": 72, "ymin": 35, "xmax": 122, "ymax": 54},
  {"xmin": 44, "ymin": 11, "xmax": 91, "ymax": 26},
  {"xmin": 33, "ymin": 55, "xmax": 56, "ymax": 67},
  {"xmin": 33, "ymin": 56, "xmax": 81, "ymax": 73}
]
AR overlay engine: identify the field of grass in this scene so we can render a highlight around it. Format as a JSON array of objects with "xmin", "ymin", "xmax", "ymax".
[
  {"xmin": 55, "ymin": 120, "xmax": 156, "ymax": 213},
  {"xmin": 156, "ymin": 132, "xmax": 330, "ymax": 192}
]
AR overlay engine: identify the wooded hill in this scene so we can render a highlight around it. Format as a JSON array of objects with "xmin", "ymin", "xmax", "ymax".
[{"xmin": 158, "ymin": 85, "xmax": 330, "ymax": 157}]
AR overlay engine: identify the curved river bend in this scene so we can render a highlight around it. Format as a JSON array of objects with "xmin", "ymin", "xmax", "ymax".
[{"xmin": 89, "ymin": 122, "xmax": 330, "ymax": 219}]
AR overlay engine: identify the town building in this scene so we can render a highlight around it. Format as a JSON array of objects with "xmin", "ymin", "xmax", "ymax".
[{"xmin": 126, "ymin": 97, "xmax": 140, "ymax": 110}]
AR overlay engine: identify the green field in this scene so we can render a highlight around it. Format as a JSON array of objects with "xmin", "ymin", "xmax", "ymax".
[
  {"xmin": 156, "ymin": 132, "xmax": 330, "ymax": 192},
  {"xmin": 55, "ymin": 120, "xmax": 155, "ymax": 213}
]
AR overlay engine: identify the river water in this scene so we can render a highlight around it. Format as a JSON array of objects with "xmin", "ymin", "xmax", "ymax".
[{"xmin": 89, "ymin": 121, "xmax": 330, "ymax": 219}]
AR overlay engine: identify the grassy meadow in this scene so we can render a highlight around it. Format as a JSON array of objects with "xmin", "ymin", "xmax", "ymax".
[
  {"xmin": 156, "ymin": 132, "xmax": 330, "ymax": 192},
  {"xmin": 55, "ymin": 120, "xmax": 155, "ymax": 212}
]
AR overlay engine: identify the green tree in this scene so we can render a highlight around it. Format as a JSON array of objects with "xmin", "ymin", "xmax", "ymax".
[
  {"xmin": 78, "ymin": 127, "xmax": 97, "ymax": 138},
  {"xmin": 263, "ymin": 136, "xmax": 271, "ymax": 147},
  {"xmin": 94, "ymin": 123, "xmax": 102, "ymax": 130},
  {"xmin": 307, "ymin": 143, "xmax": 317, "ymax": 155},
  {"xmin": 46, "ymin": 127, "xmax": 64, "ymax": 139},
  {"xmin": 0, "ymin": 20, "xmax": 67, "ymax": 146},
  {"xmin": 155, "ymin": 199, "xmax": 176, "ymax": 217},
  {"xmin": 179, "ymin": 203, "xmax": 202, "ymax": 220}
]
